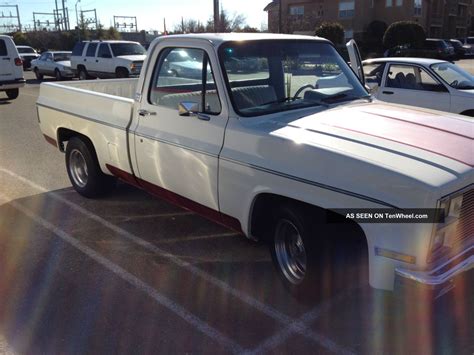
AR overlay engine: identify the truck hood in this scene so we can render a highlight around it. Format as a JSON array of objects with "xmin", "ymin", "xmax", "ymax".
[
  {"xmin": 116, "ymin": 55, "xmax": 146, "ymax": 62},
  {"xmin": 260, "ymin": 102, "xmax": 473, "ymax": 207}
]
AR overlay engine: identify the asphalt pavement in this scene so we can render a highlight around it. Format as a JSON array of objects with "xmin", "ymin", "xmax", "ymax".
[{"xmin": 0, "ymin": 70, "xmax": 472, "ymax": 355}]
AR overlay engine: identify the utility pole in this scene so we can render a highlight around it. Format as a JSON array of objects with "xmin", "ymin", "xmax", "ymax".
[
  {"xmin": 113, "ymin": 16, "xmax": 138, "ymax": 32},
  {"xmin": 213, "ymin": 0, "xmax": 219, "ymax": 32},
  {"xmin": 62, "ymin": 0, "xmax": 68, "ymax": 30},
  {"xmin": 278, "ymin": 0, "xmax": 282, "ymax": 34},
  {"xmin": 33, "ymin": 12, "xmax": 58, "ymax": 31},
  {"xmin": 0, "ymin": 5, "xmax": 22, "ymax": 33},
  {"xmin": 80, "ymin": 9, "xmax": 98, "ymax": 30}
]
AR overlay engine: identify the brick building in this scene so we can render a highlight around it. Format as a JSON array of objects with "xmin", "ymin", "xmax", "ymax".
[{"xmin": 264, "ymin": 0, "xmax": 473, "ymax": 39}]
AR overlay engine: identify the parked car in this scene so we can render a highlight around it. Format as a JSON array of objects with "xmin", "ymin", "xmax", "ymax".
[
  {"xmin": 386, "ymin": 39, "xmax": 455, "ymax": 60},
  {"xmin": 31, "ymin": 51, "xmax": 73, "ymax": 80},
  {"xmin": 447, "ymin": 39, "xmax": 467, "ymax": 60},
  {"xmin": 162, "ymin": 48, "xmax": 203, "ymax": 79},
  {"xmin": 36, "ymin": 33, "xmax": 473, "ymax": 300},
  {"xmin": 70, "ymin": 40, "xmax": 146, "ymax": 79},
  {"xmin": 16, "ymin": 45, "xmax": 39, "ymax": 70},
  {"xmin": 0, "ymin": 35, "xmax": 25, "ymax": 100},
  {"xmin": 362, "ymin": 57, "xmax": 474, "ymax": 116},
  {"xmin": 459, "ymin": 37, "xmax": 474, "ymax": 56}
]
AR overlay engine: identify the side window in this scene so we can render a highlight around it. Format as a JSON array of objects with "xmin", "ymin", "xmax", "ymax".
[
  {"xmin": 386, "ymin": 64, "xmax": 446, "ymax": 91},
  {"xmin": 149, "ymin": 47, "xmax": 221, "ymax": 114},
  {"xmin": 39, "ymin": 53, "xmax": 47, "ymax": 61},
  {"xmin": 363, "ymin": 63, "xmax": 385, "ymax": 85},
  {"xmin": 98, "ymin": 44, "xmax": 112, "ymax": 58},
  {"xmin": 86, "ymin": 43, "xmax": 98, "ymax": 57},
  {"xmin": 46, "ymin": 53, "xmax": 53, "ymax": 61},
  {"xmin": 417, "ymin": 67, "xmax": 446, "ymax": 91},
  {"xmin": 0, "ymin": 40, "xmax": 7, "ymax": 56},
  {"xmin": 72, "ymin": 42, "xmax": 85, "ymax": 56},
  {"xmin": 386, "ymin": 64, "xmax": 418, "ymax": 89}
]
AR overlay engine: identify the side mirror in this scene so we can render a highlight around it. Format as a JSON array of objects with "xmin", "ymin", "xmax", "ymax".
[{"xmin": 178, "ymin": 101, "xmax": 199, "ymax": 116}]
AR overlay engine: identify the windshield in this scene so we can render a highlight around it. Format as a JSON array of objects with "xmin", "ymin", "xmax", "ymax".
[
  {"xmin": 110, "ymin": 43, "xmax": 146, "ymax": 56},
  {"xmin": 17, "ymin": 47, "xmax": 36, "ymax": 54},
  {"xmin": 219, "ymin": 40, "xmax": 368, "ymax": 117},
  {"xmin": 431, "ymin": 62, "xmax": 474, "ymax": 90},
  {"xmin": 54, "ymin": 52, "xmax": 71, "ymax": 61}
]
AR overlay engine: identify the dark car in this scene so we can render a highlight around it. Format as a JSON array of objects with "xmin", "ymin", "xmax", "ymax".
[
  {"xmin": 447, "ymin": 39, "xmax": 467, "ymax": 60},
  {"xmin": 16, "ymin": 45, "xmax": 40, "ymax": 69},
  {"xmin": 385, "ymin": 39, "xmax": 455, "ymax": 60}
]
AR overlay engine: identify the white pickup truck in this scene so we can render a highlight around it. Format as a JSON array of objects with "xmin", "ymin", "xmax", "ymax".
[{"xmin": 37, "ymin": 33, "xmax": 473, "ymax": 300}]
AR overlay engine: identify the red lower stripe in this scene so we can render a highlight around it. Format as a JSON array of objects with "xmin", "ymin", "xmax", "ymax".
[
  {"xmin": 43, "ymin": 134, "xmax": 57, "ymax": 147},
  {"xmin": 106, "ymin": 164, "xmax": 243, "ymax": 233}
]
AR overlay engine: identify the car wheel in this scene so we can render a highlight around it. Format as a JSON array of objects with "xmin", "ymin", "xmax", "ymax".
[
  {"xmin": 267, "ymin": 203, "xmax": 323, "ymax": 301},
  {"xmin": 65, "ymin": 136, "xmax": 116, "ymax": 198},
  {"xmin": 34, "ymin": 68, "xmax": 43, "ymax": 80},
  {"xmin": 5, "ymin": 89, "xmax": 19, "ymax": 100},
  {"xmin": 116, "ymin": 68, "xmax": 129, "ymax": 78},
  {"xmin": 78, "ymin": 67, "xmax": 88, "ymax": 80},
  {"xmin": 55, "ymin": 69, "xmax": 63, "ymax": 81}
]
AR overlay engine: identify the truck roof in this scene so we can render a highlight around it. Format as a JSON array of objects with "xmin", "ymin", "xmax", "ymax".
[{"xmin": 157, "ymin": 33, "xmax": 330, "ymax": 45}]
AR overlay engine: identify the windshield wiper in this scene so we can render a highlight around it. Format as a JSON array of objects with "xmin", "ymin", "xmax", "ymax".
[{"xmin": 321, "ymin": 94, "xmax": 372, "ymax": 104}]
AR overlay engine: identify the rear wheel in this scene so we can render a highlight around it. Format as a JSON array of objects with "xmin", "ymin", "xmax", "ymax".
[
  {"xmin": 6, "ymin": 89, "xmax": 19, "ymax": 100},
  {"xmin": 54, "ymin": 69, "xmax": 63, "ymax": 81},
  {"xmin": 78, "ymin": 67, "xmax": 88, "ymax": 80},
  {"xmin": 65, "ymin": 137, "xmax": 116, "ymax": 198},
  {"xmin": 34, "ymin": 68, "xmax": 43, "ymax": 80}
]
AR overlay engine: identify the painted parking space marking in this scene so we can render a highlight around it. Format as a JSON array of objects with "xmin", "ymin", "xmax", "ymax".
[
  {"xmin": 0, "ymin": 192, "xmax": 246, "ymax": 354},
  {"xmin": 0, "ymin": 167, "xmax": 349, "ymax": 354}
]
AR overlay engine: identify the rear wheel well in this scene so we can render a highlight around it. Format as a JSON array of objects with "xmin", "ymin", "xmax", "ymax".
[
  {"xmin": 460, "ymin": 110, "xmax": 474, "ymax": 117},
  {"xmin": 57, "ymin": 128, "xmax": 93, "ymax": 153}
]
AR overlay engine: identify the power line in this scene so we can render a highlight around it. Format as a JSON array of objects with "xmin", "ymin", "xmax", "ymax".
[{"xmin": 0, "ymin": 5, "xmax": 21, "ymax": 33}]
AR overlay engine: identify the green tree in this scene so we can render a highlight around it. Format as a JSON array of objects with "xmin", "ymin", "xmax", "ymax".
[
  {"xmin": 315, "ymin": 22, "xmax": 345, "ymax": 45},
  {"xmin": 383, "ymin": 21, "xmax": 425, "ymax": 49},
  {"xmin": 12, "ymin": 32, "xmax": 30, "ymax": 46},
  {"xmin": 106, "ymin": 26, "xmax": 121, "ymax": 40}
]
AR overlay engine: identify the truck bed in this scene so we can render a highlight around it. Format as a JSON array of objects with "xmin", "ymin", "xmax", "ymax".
[{"xmin": 37, "ymin": 78, "xmax": 138, "ymax": 175}]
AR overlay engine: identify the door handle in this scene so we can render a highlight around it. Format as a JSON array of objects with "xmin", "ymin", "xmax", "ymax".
[
  {"xmin": 96, "ymin": 60, "xmax": 99, "ymax": 62},
  {"xmin": 138, "ymin": 109, "xmax": 157, "ymax": 117},
  {"xmin": 196, "ymin": 113, "xmax": 210, "ymax": 121},
  {"xmin": 382, "ymin": 91, "xmax": 394, "ymax": 95},
  {"xmin": 84, "ymin": 58, "xmax": 87, "ymax": 61}
]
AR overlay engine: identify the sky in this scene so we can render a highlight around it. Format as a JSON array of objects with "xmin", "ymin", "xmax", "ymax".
[{"xmin": 1, "ymin": 0, "xmax": 271, "ymax": 32}]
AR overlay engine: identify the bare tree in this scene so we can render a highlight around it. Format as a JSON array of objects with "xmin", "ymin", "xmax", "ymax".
[{"xmin": 206, "ymin": 10, "xmax": 247, "ymax": 32}]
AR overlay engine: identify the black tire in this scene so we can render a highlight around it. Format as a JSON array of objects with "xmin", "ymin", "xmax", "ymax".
[
  {"xmin": 65, "ymin": 136, "xmax": 116, "ymax": 198},
  {"xmin": 78, "ymin": 67, "xmax": 88, "ymax": 80},
  {"xmin": 268, "ymin": 203, "xmax": 367, "ymax": 302},
  {"xmin": 34, "ymin": 68, "xmax": 43, "ymax": 80},
  {"xmin": 6, "ymin": 89, "xmax": 19, "ymax": 100},
  {"xmin": 54, "ymin": 69, "xmax": 63, "ymax": 81},
  {"xmin": 116, "ymin": 68, "xmax": 129, "ymax": 78}
]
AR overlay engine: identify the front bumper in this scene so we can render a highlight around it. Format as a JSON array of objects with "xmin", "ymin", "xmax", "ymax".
[
  {"xmin": 0, "ymin": 78, "xmax": 26, "ymax": 90},
  {"xmin": 395, "ymin": 245, "xmax": 474, "ymax": 299}
]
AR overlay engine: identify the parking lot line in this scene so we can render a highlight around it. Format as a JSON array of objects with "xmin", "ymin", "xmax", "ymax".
[
  {"xmin": 0, "ymin": 167, "xmax": 348, "ymax": 353},
  {"xmin": 0, "ymin": 192, "xmax": 246, "ymax": 354},
  {"xmin": 246, "ymin": 292, "xmax": 355, "ymax": 355},
  {"xmin": 156, "ymin": 232, "xmax": 238, "ymax": 244}
]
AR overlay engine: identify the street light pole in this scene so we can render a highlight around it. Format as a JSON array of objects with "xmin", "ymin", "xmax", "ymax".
[{"xmin": 75, "ymin": 0, "xmax": 81, "ymax": 27}]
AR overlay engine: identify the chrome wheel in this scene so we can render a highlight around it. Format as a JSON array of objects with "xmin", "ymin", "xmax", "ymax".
[
  {"xmin": 274, "ymin": 219, "xmax": 307, "ymax": 285},
  {"xmin": 69, "ymin": 149, "xmax": 88, "ymax": 188}
]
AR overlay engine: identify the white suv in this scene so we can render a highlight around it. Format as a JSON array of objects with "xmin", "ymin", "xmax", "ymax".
[
  {"xmin": 70, "ymin": 40, "xmax": 146, "ymax": 79},
  {"xmin": 0, "ymin": 35, "xmax": 25, "ymax": 100}
]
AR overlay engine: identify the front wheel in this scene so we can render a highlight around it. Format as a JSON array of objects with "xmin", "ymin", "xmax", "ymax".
[
  {"xmin": 65, "ymin": 137, "xmax": 116, "ymax": 198},
  {"xmin": 34, "ymin": 68, "xmax": 43, "ymax": 80},
  {"xmin": 6, "ymin": 89, "xmax": 19, "ymax": 100},
  {"xmin": 55, "ymin": 69, "xmax": 63, "ymax": 81},
  {"xmin": 268, "ymin": 204, "xmax": 321, "ymax": 300},
  {"xmin": 78, "ymin": 67, "xmax": 88, "ymax": 80},
  {"xmin": 116, "ymin": 68, "xmax": 129, "ymax": 78}
]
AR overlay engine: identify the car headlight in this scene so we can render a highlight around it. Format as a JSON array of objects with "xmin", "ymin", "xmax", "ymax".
[{"xmin": 429, "ymin": 193, "xmax": 464, "ymax": 260}]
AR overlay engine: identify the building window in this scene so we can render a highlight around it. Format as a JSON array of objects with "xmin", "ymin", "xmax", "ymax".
[
  {"xmin": 289, "ymin": 6, "xmax": 304, "ymax": 16},
  {"xmin": 396, "ymin": 0, "xmax": 403, "ymax": 6},
  {"xmin": 414, "ymin": 0, "xmax": 422, "ymax": 16},
  {"xmin": 339, "ymin": 1, "xmax": 355, "ymax": 18},
  {"xmin": 386, "ymin": 0, "xmax": 393, "ymax": 7}
]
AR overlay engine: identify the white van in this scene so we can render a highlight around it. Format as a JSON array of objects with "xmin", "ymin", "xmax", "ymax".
[{"xmin": 0, "ymin": 35, "xmax": 25, "ymax": 100}]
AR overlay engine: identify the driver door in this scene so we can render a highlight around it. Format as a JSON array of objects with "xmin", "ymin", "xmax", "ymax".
[
  {"xmin": 346, "ymin": 39, "xmax": 365, "ymax": 85},
  {"xmin": 132, "ymin": 43, "xmax": 229, "ymax": 212}
]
